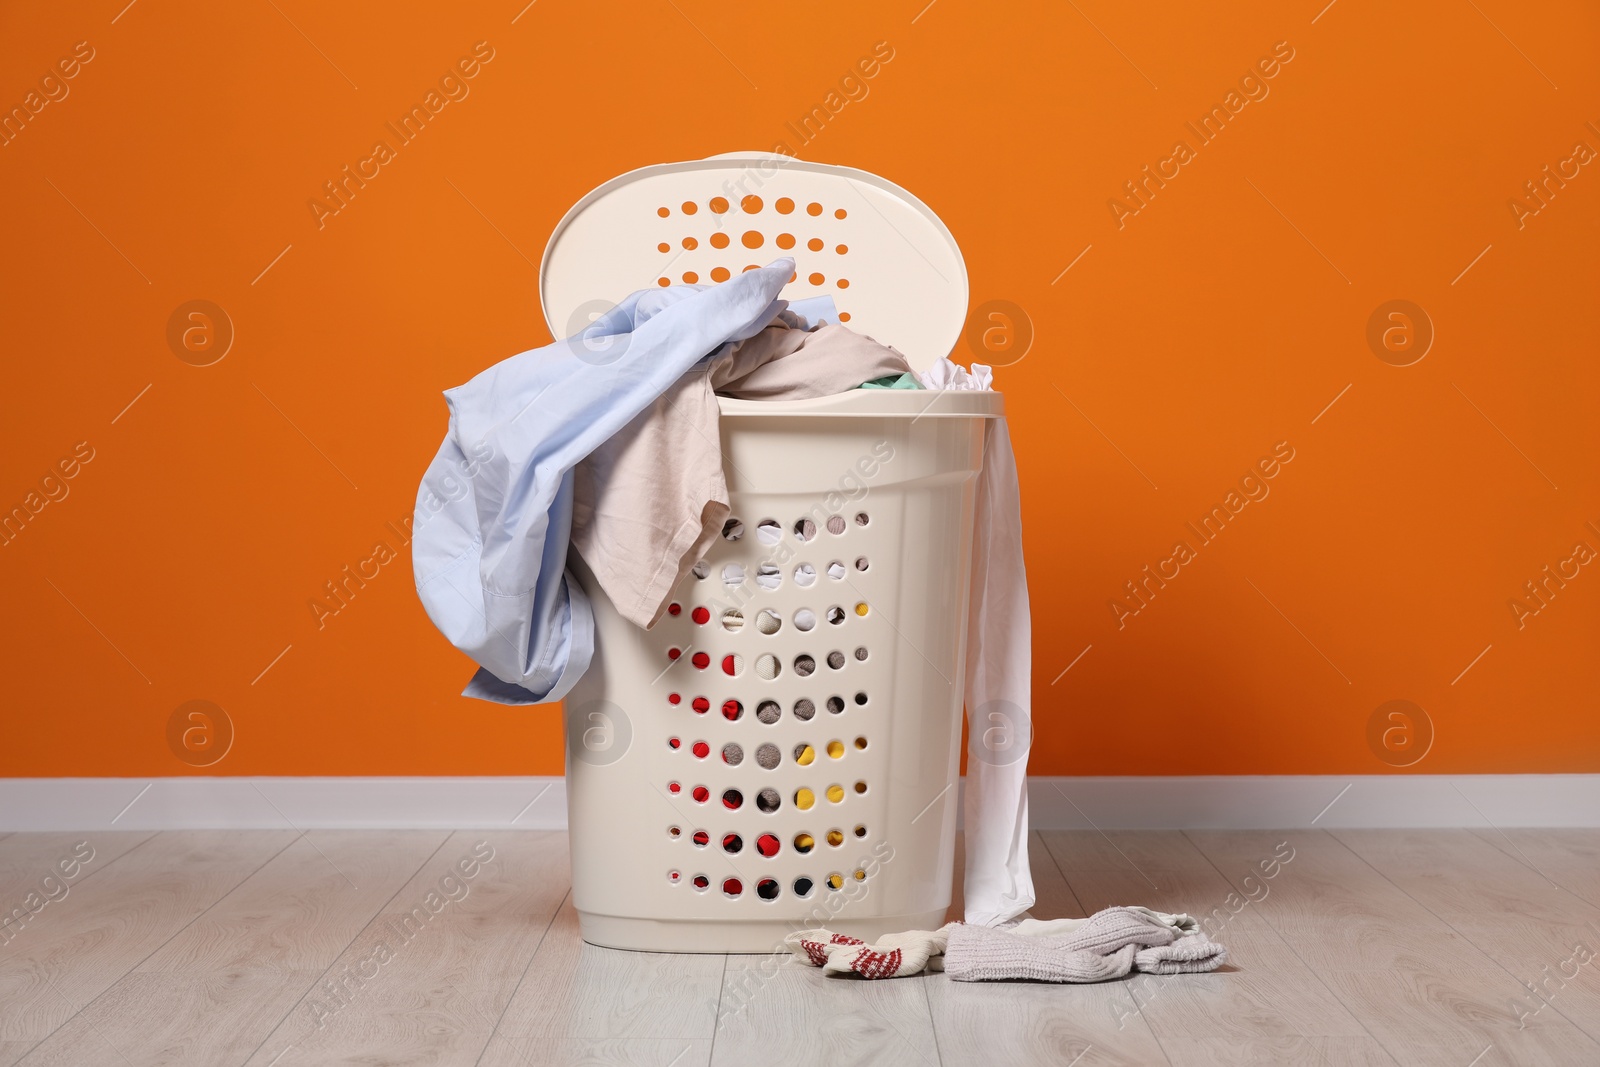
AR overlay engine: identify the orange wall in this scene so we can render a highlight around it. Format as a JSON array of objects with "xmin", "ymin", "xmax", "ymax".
[{"xmin": 2, "ymin": 1, "xmax": 1596, "ymax": 778}]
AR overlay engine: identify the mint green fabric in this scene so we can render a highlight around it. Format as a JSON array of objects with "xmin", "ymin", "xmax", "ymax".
[{"xmin": 859, "ymin": 372, "xmax": 924, "ymax": 390}]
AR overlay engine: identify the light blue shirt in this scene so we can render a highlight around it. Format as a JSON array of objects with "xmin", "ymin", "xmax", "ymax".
[{"xmin": 413, "ymin": 259, "xmax": 797, "ymax": 704}]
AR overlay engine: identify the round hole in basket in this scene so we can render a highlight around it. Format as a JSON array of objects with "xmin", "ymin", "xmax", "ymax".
[
  {"xmin": 756, "ymin": 701, "xmax": 781, "ymax": 725},
  {"xmin": 794, "ymin": 698, "xmax": 816, "ymax": 721},
  {"xmin": 854, "ymin": 646, "xmax": 868, "ymax": 661},
  {"xmin": 826, "ymin": 740, "xmax": 844, "ymax": 759},
  {"xmin": 826, "ymin": 784, "xmax": 845, "ymax": 804},
  {"xmin": 667, "ymin": 737, "xmax": 680, "ymax": 750},
  {"xmin": 722, "ymin": 788, "xmax": 744, "ymax": 810},
  {"xmin": 667, "ymin": 602, "xmax": 682, "ymax": 617},
  {"xmin": 722, "ymin": 654, "xmax": 742, "ymax": 677},
  {"xmin": 722, "ymin": 833, "xmax": 743, "ymax": 854},
  {"xmin": 691, "ymin": 741, "xmax": 709, "ymax": 759},
  {"xmin": 793, "ymin": 563, "xmax": 817, "ymax": 587},
  {"xmin": 853, "ymin": 692, "xmax": 868, "ymax": 706},
  {"xmin": 793, "ymin": 518, "xmax": 817, "ymax": 542},
  {"xmin": 722, "ymin": 743, "xmax": 743, "ymax": 766},
  {"xmin": 691, "ymin": 606, "xmax": 710, "ymax": 625},
  {"xmin": 854, "ymin": 824, "xmax": 867, "ymax": 838},
  {"xmin": 794, "ymin": 744, "xmax": 815, "ymax": 766},
  {"xmin": 721, "ymin": 609, "xmax": 744, "ymax": 633},
  {"xmin": 721, "ymin": 518, "xmax": 744, "ymax": 542},
  {"xmin": 854, "ymin": 736, "xmax": 868, "ymax": 751},
  {"xmin": 854, "ymin": 512, "xmax": 870, "ymax": 526},
  {"xmin": 826, "ymin": 515, "xmax": 846, "ymax": 535},
  {"xmin": 826, "ymin": 696, "xmax": 845, "ymax": 715},
  {"xmin": 755, "ymin": 833, "xmax": 780, "ymax": 858},
  {"xmin": 668, "ymin": 781, "xmax": 681, "ymax": 795},
  {"xmin": 826, "ymin": 829, "xmax": 843, "ymax": 847},
  {"xmin": 794, "ymin": 654, "xmax": 815, "ymax": 677},
  {"xmin": 667, "ymin": 647, "xmax": 681, "ymax": 661},
  {"xmin": 794, "ymin": 608, "xmax": 816, "ymax": 631},
  {"xmin": 756, "ymin": 743, "xmax": 781, "ymax": 769},
  {"xmin": 826, "ymin": 607, "xmax": 846, "ymax": 625},
  {"xmin": 691, "ymin": 696, "xmax": 710, "ymax": 714},
  {"xmin": 794, "ymin": 787, "xmax": 815, "ymax": 810},
  {"xmin": 756, "ymin": 787, "xmax": 781, "ymax": 812},
  {"xmin": 855, "ymin": 556, "xmax": 869, "ymax": 572},
  {"xmin": 691, "ymin": 652, "xmax": 710, "ymax": 670},
  {"xmin": 755, "ymin": 564, "xmax": 780, "ymax": 590},
  {"xmin": 723, "ymin": 877, "xmax": 743, "ymax": 898},
  {"xmin": 692, "ymin": 874, "xmax": 710, "ymax": 890},
  {"xmin": 722, "ymin": 699, "xmax": 743, "ymax": 722},
  {"xmin": 755, "ymin": 609, "xmax": 782, "ymax": 635},
  {"xmin": 692, "ymin": 560, "xmax": 709, "ymax": 579},
  {"xmin": 668, "ymin": 825, "xmax": 681, "ymax": 839},
  {"xmin": 756, "ymin": 877, "xmax": 780, "ymax": 900},
  {"xmin": 827, "ymin": 562, "xmax": 846, "ymax": 581},
  {"xmin": 721, "ymin": 563, "xmax": 745, "ymax": 587},
  {"xmin": 755, "ymin": 653, "xmax": 781, "ymax": 680},
  {"xmin": 691, "ymin": 785, "xmax": 709, "ymax": 803},
  {"xmin": 826, "ymin": 650, "xmax": 845, "ymax": 670},
  {"xmin": 854, "ymin": 780, "xmax": 868, "ymax": 795},
  {"xmin": 668, "ymin": 693, "xmax": 681, "ymax": 706},
  {"xmin": 756, "ymin": 518, "xmax": 782, "ymax": 545},
  {"xmin": 793, "ymin": 876, "xmax": 814, "ymax": 897},
  {"xmin": 793, "ymin": 832, "xmax": 814, "ymax": 853},
  {"xmin": 855, "ymin": 603, "xmax": 870, "ymax": 617},
  {"xmin": 692, "ymin": 830, "xmax": 709, "ymax": 847},
  {"xmin": 668, "ymin": 869, "xmax": 680, "ymax": 884},
  {"xmin": 853, "ymin": 868, "xmax": 866, "ymax": 881},
  {"xmin": 825, "ymin": 873, "xmax": 843, "ymax": 891}
]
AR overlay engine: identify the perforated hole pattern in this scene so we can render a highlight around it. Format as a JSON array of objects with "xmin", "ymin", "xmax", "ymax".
[
  {"xmin": 656, "ymin": 506, "xmax": 884, "ymax": 903},
  {"xmin": 654, "ymin": 196, "xmax": 853, "ymax": 322}
]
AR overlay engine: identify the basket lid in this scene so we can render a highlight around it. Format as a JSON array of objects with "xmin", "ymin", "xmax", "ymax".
[{"xmin": 539, "ymin": 152, "xmax": 968, "ymax": 373}]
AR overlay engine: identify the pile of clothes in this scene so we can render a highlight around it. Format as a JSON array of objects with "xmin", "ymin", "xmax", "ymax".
[
  {"xmin": 412, "ymin": 256, "xmax": 1032, "ymax": 925},
  {"xmin": 788, "ymin": 907, "xmax": 1228, "ymax": 981}
]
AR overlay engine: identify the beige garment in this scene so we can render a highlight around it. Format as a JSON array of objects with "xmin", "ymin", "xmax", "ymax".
[{"xmin": 571, "ymin": 317, "xmax": 911, "ymax": 629}]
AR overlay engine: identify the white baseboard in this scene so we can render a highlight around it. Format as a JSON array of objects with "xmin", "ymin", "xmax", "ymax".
[{"xmin": 0, "ymin": 775, "xmax": 1595, "ymax": 832}]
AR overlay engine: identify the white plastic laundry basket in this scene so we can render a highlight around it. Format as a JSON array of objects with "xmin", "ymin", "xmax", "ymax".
[{"xmin": 544, "ymin": 153, "xmax": 1002, "ymax": 952}]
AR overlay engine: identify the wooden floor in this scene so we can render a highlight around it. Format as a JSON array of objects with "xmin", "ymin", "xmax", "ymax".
[{"xmin": 0, "ymin": 829, "xmax": 1597, "ymax": 1066}]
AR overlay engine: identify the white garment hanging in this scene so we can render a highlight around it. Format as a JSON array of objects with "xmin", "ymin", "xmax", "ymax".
[{"xmin": 920, "ymin": 358, "xmax": 1035, "ymax": 926}]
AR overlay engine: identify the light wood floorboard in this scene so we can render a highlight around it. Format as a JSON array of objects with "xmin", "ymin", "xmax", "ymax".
[
  {"xmin": 1331, "ymin": 830, "xmax": 1600, "ymax": 1042},
  {"xmin": 1, "ymin": 828, "xmax": 1595, "ymax": 1066},
  {"xmin": 478, "ymin": 897, "xmax": 723, "ymax": 1067},
  {"xmin": 1468, "ymin": 828, "xmax": 1600, "ymax": 909},
  {"xmin": 0, "ymin": 830, "xmax": 297, "ymax": 1065},
  {"xmin": 1045, "ymin": 830, "xmax": 1394, "ymax": 1066},
  {"xmin": 1189, "ymin": 829, "xmax": 1600, "ymax": 1066},
  {"xmin": 13, "ymin": 830, "xmax": 448, "ymax": 1066},
  {"xmin": 242, "ymin": 830, "xmax": 569, "ymax": 1067}
]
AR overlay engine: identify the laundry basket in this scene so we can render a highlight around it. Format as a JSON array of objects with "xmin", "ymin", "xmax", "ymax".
[{"xmin": 544, "ymin": 153, "xmax": 1002, "ymax": 952}]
